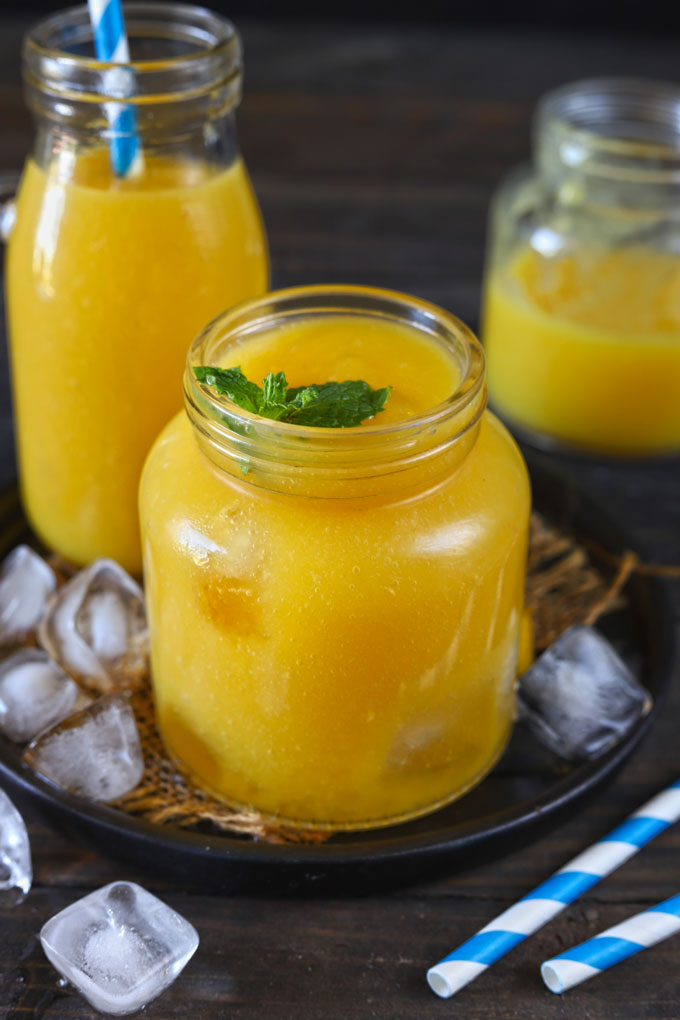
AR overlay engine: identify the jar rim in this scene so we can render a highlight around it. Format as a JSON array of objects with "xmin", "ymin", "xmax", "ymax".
[
  {"xmin": 185, "ymin": 283, "xmax": 486, "ymax": 442},
  {"xmin": 536, "ymin": 77, "xmax": 680, "ymax": 186},
  {"xmin": 24, "ymin": 2, "xmax": 241, "ymax": 105},
  {"xmin": 183, "ymin": 285, "xmax": 488, "ymax": 496}
]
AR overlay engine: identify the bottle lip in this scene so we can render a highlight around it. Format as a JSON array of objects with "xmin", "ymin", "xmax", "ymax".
[
  {"xmin": 24, "ymin": 2, "xmax": 241, "ymax": 106},
  {"xmin": 185, "ymin": 283, "xmax": 486, "ymax": 444},
  {"xmin": 535, "ymin": 77, "xmax": 680, "ymax": 186}
]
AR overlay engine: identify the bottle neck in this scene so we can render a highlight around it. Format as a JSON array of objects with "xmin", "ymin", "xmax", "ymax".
[
  {"xmin": 23, "ymin": 3, "xmax": 242, "ymax": 150},
  {"xmin": 30, "ymin": 112, "xmax": 239, "ymax": 176},
  {"xmin": 183, "ymin": 286, "xmax": 488, "ymax": 501},
  {"xmin": 535, "ymin": 78, "xmax": 680, "ymax": 218}
]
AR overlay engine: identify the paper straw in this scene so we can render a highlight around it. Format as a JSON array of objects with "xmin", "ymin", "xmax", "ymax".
[
  {"xmin": 87, "ymin": 0, "xmax": 142, "ymax": 176},
  {"xmin": 426, "ymin": 778, "xmax": 680, "ymax": 999},
  {"xmin": 541, "ymin": 892, "xmax": 680, "ymax": 993}
]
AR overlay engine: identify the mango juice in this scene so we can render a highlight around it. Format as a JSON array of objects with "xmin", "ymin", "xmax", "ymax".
[
  {"xmin": 483, "ymin": 248, "xmax": 680, "ymax": 456},
  {"xmin": 140, "ymin": 292, "xmax": 530, "ymax": 829},
  {"xmin": 6, "ymin": 152, "xmax": 268, "ymax": 574}
]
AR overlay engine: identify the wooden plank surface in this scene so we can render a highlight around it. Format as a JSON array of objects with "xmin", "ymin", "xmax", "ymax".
[{"xmin": 1, "ymin": 15, "xmax": 680, "ymax": 1020}]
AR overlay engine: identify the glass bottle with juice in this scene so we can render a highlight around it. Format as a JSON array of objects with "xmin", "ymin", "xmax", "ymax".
[
  {"xmin": 5, "ymin": 4, "xmax": 269, "ymax": 574},
  {"xmin": 140, "ymin": 286, "xmax": 531, "ymax": 830},
  {"xmin": 482, "ymin": 78, "xmax": 680, "ymax": 457}
]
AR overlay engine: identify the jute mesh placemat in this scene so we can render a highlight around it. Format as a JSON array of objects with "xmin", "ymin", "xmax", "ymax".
[{"xmin": 108, "ymin": 511, "xmax": 637, "ymax": 844}]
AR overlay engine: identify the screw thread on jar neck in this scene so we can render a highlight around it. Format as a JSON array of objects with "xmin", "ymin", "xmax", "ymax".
[
  {"xmin": 535, "ymin": 78, "xmax": 680, "ymax": 212},
  {"xmin": 23, "ymin": 2, "xmax": 242, "ymax": 131}
]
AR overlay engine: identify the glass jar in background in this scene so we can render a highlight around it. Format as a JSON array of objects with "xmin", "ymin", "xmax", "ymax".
[
  {"xmin": 482, "ymin": 78, "xmax": 680, "ymax": 458},
  {"xmin": 5, "ymin": 3, "xmax": 269, "ymax": 574},
  {"xmin": 139, "ymin": 285, "xmax": 531, "ymax": 830}
]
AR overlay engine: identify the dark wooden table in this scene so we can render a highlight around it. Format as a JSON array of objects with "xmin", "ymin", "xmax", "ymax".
[{"xmin": 2, "ymin": 14, "xmax": 680, "ymax": 1020}]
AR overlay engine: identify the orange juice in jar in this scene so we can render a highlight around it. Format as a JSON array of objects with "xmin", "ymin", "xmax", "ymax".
[
  {"xmin": 140, "ymin": 286, "xmax": 531, "ymax": 830},
  {"xmin": 5, "ymin": 4, "xmax": 268, "ymax": 574},
  {"xmin": 482, "ymin": 79, "xmax": 680, "ymax": 457}
]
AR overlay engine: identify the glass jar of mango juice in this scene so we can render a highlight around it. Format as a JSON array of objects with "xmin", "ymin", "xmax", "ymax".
[
  {"xmin": 140, "ymin": 286, "xmax": 531, "ymax": 830},
  {"xmin": 6, "ymin": 3, "xmax": 268, "ymax": 574},
  {"xmin": 482, "ymin": 78, "xmax": 680, "ymax": 457}
]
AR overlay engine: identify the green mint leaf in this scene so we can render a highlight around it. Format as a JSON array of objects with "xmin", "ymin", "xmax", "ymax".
[
  {"xmin": 285, "ymin": 384, "xmax": 319, "ymax": 411},
  {"xmin": 194, "ymin": 367, "xmax": 390, "ymax": 427},
  {"xmin": 262, "ymin": 371, "xmax": 288, "ymax": 408},
  {"xmin": 193, "ymin": 366, "xmax": 262, "ymax": 416},
  {"xmin": 286, "ymin": 380, "xmax": 391, "ymax": 427},
  {"xmin": 258, "ymin": 371, "xmax": 292, "ymax": 421}
]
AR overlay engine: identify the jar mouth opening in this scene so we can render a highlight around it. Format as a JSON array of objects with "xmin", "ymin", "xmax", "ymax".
[
  {"xmin": 184, "ymin": 284, "xmax": 487, "ymax": 450},
  {"xmin": 24, "ymin": 2, "xmax": 241, "ymax": 104},
  {"xmin": 536, "ymin": 77, "xmax": 680, "ymax": 185}
]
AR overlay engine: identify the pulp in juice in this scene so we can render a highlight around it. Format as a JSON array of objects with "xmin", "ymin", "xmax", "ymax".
[
  {"xmin": 6, "ymin": 152, "xmax": 269, "ymax": 573},
  {"xmin": 140, "ymin": 314, "xmax": 530, "ymax": 827},
  {"xmin": 483, "ymin": 247, "xmax": 680, "ymax": 455}
]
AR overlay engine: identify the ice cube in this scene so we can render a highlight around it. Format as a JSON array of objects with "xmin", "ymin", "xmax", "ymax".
[
  {"xmin": 0, "ymin": 545, "xmax": 57, "ymax": 646},
  {"xmin": 0, "ymin": 786, "xmax": 32, "ymax": 905},
  {"xmin": 0, "ymin": 648, "xmax": 80, "ymax": 743},
  {"xmin": 518, "ymin": 625, "xmax": 652, "ymax": 761},
  {"xmin": 23, "ymin": 693, "xmax": 144, "ymax": 802},
  {"xmin": 38, "ymin": 559, "xmax": 148, "ymax": 692},
  {"xmin": 40, "ymin": 880, "xmax": 199, "ymax": 1016}
]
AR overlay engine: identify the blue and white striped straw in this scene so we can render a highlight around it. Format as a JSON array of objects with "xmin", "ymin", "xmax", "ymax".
[
  {"xmin": 87, "ymin": 0, "xmax": 142, "ymax": 176},
  {"xmin": 426, "ymin": 778, "xmax": 680, "ymax": 998},
  {"xmin": 542, "ymin": 892, "xmax": 680, "ymax": 993}
]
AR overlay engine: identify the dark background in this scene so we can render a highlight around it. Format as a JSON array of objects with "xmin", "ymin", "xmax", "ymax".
[
  {"xmin": 4, "ymin": 0, "xmax": 680, "ymax": 33},
  {"xmin": 1, "ymin": 4, "xmax": 680, "ymax": 484}
]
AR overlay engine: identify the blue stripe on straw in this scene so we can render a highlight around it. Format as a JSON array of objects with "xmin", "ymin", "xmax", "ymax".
[
  {"xmin": 523, "ymin": 871, "xmax": 600, "ymax": 904},
  {"xmin": 98, "ymin": 0, "xmax": 125, "ymax": 57},
  {"xmin": 89, "ymin": 0, "xmax": 140, "ymax": 176},
  {"xmin": 441, "ymin": 930, "xmax": 525, "ymax": 965},
  {"xmin": 601, "ymin": 816, "xmax": 670, "ymax": 846},
  {"xmin": 552, "ymin": 935, "xmax": 643, "ymax": 970},
  {"xmin": 109, "ymin": 107, "xmax": 139, "ymax": 174},
  {"xmin": 427, "ymin": 777, "xmax": 680, "ymax": 998},
  {"xmin": 649, "ymin": 894, "xmax": 680, "ymax": 917}
]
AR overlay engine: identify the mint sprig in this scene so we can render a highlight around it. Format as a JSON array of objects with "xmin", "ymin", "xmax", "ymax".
[{"xmin": 194, "ymin": 366, "xmax": 390, "ymax": 428}]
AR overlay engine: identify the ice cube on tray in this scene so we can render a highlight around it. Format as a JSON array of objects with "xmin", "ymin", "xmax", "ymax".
[
  {"xmin": 40, "ymin": 881, "xmax": 199, "ymax": 1016},
  {"xmin": 0, "ymin": 786, "xmax": 32, "ymax": 905},
  {"xmin": 0, "ymin": 544, "xmax": 57, "ymax": 645},
  {"xmin": 518, "ymin": 624, "xmax": 652, "ymax": 760},
  {"xmin": 38, "ymin": 559, "xmax": 148, "ymax": 692},
  {"xmin": 0, "ymin": 648, "xmax": 80, "ymax": 743},
  {"xmin": 23, "ymin": 692, "xmax": 144, "ymax": 802}
]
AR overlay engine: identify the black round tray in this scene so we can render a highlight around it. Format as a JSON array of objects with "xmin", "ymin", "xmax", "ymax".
[{"xmin": 0, "ymin": 453, "xmax": 675, "ymax": 896}]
